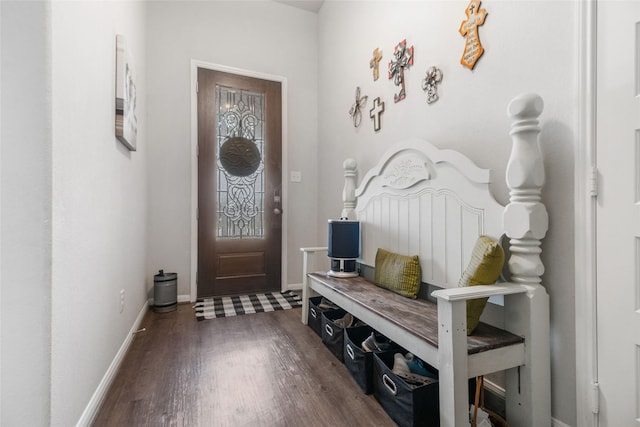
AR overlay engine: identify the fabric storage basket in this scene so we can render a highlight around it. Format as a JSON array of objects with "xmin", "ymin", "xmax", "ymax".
[
  {"xmin": 344, "ymin": 326, "xmax": 396, "ymax": 394},
  {"xmin": 373, "ymin": 351, "xmax": 477, "ymax": 427},
  {"xmin": 321, "ymin": 308, "xmax": 351, "ymax": 362},
  {"xmin": 308, "ymin": 296, "xmax": 338, "ymax": 337},
  {"xmin": 373, "ymin": 350, "xmax": 440, "ymax": 427}
]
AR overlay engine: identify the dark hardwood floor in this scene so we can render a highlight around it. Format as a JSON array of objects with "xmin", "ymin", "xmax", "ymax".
[{"xmin": 92, "ymin": 304, "xmax": 396, "ymax": 426}]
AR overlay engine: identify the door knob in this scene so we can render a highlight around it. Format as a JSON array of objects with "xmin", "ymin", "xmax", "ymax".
[{"xmin": 273, "ymin": 190, "xmax": 282, "ymax": 215}]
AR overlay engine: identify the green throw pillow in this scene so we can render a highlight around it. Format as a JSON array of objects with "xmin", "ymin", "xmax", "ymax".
[
  {"xmin": 374, "ymin": 248, "xmax": 421, "ymax": 299},
  {"xmin": 458, "ymin": 236, "xmax": 505, "ymax": 335}
]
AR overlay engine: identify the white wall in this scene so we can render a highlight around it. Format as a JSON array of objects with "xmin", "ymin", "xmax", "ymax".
[
  {"xmin": 317, "ymin": 1, "xmax": 578, "ymax": 425},
  {"xmin": 50, "ymin": 1, "xmax": 147, "ymax": 425},
  {"xmin": 1, "ymin": 2, "xmax": 52, "ymax": 425},
  {"xmin": 146, "ymin": 1, "xmax": 318, "ymax": 297},
  {"xmin": 0, "ymin": 1, "xmax": 579, "ymax": 425}
]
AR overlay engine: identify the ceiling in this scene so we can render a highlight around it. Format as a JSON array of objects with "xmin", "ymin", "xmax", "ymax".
[{"xmin": 274, "ymin": 0, "xmax": 324, "ymax": 13}]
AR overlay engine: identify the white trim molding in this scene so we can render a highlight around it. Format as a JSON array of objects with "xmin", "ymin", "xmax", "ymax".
[
  {"xmin": 575, "ymin": 0, "xmax": 598, "ymax": 426},
  {"xmin": 553, "ymin": 418, "xmax": 574, "ymax": 427},
  {"xmin": 75, "ymin": 302, "xmax": 148, "ymax": 427},
  {"xmin": 189, "ymin": 60, "xmax": 289, "ymax": 302}
]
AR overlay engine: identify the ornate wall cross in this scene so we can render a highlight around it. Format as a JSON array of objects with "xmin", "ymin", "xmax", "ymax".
[
  {"xmin": 348, "ymin": 86, "xmax": 368, "ymax": 127},
  {"xmin": 388, "ymin": 39, "xmax": 414, "ymax": 103},
  {"xmin": 370, "ymin": 48, "xmax": 382, "ymax": 81},
  {"xmin": 459, "ymin": 0, "xmax": 487, "ymax": 70},
  {"xmin": 422, "ymin": 66, "xmax": 443, "ymax": 104},
  {"xmin": 369, "ymin": 97, "xmax": 385, "ymax": 132}
]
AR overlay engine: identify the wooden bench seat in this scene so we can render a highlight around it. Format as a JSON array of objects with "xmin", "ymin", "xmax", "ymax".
[
  {"xmin": 302, "ymin": 258, "xmax": 547, "ymax": 427},
  {"xmin": 308, "ymin": 272, "xmax": 524, "ymax": 355}
]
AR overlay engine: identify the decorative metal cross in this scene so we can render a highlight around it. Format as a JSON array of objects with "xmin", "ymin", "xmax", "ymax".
[
  {"xmin": 422, "ymin": 66, "xmax": 444, "ymax": 104},
  {"xmin": 370, "ymin": 48, "xmax": 382, "ymax": 81},
  {"xmin": 388, "ymin": 39, "xmax": 414, "ymax": 103},
  {"xmin": 348, "ymin": 86, "xmax": 368, "ymax": 128},
  {"xmin": 459, "ymin": 0, "xmax": 487, "ymax": 70},
  {"xmin": 369, "ymin": 97, "xmax": 385, "ymax": 132}
]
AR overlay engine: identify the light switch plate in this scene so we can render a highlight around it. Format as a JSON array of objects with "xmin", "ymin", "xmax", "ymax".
[{"xmin": 290, "ymin": 171, "xmax": 302, "ymax": 182}]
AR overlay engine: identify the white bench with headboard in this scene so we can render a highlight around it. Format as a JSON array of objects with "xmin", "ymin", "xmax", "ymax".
[{"xmin": 301, "ymin": 93, "xmax": 551, "ymax": 427}]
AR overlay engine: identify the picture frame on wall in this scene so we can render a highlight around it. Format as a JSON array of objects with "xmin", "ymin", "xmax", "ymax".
[{"xmin": 115, "ymin": 34, "xmax": 137, "ymax": 151}]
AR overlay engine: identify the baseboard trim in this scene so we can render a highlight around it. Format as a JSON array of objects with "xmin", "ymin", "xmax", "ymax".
[
  {"xmin": 178, "ymin": 294, "xmax": 191, "ymax": 303},
  {"xmin": 75, "ymin": 302, "xmax": 148, "ymax": 427},
  {"xmin": 552, "ymin": 418, "xmax": 572, "ymax": 427},
  {"xmin": 482, "ymin": 379, "xmax": 569, "ymax": 427},
  {"xmin": 482, "ymin": 378, "xmax": 506, "ymax": 420},
  {"xmin": 285, "ymin": 283, "xmax": 302, "ymax": 292}
]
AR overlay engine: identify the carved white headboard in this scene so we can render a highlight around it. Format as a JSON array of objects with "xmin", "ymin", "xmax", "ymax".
[
  {"xmin": 345, "ymin": 139, "xmax": 504, "ymax": 289},
  {"xmin": 340, "ymin": 93, "xmax": 548, "ymax": 291}
]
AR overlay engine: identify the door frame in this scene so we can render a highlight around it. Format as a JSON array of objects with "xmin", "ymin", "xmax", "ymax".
[
  {"xmin": 575, "ymin": 1, "xmax": 598, "ymax": 425},
  {"xmin": 189, "ymin": 60, "xmax": 288, "ymax": 302}
]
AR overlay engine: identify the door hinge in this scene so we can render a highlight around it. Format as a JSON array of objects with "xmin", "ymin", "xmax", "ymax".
[
  {"xmin": 589, "ymin": 166, "xmax": 598, "ymax": 197},
  {"xmin": 196, "ymin": 80, "xmax": 199, "ymax": 93},
  {"xmin": 591, "ymin": 381, "xmax": 600, "ymax": 414},
  {"xmin": 196, "ymin": 208, "xmax": 199, "ymax": 220},
  {"xmin": 196, "ymin": 144, "xmax": 199, "ymax": 157}
]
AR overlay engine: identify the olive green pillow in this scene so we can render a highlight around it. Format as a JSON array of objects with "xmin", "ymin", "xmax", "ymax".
[
  {"xmin": 374, "ymin": 248, "xmax": 421, "ymax": 299},
  {"xmin": 458, "ymin": 236, "xmax": 505, "ymax": 335}
]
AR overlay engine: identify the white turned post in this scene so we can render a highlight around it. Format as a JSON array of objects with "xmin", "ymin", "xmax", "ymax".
[
  {"xmin": 504, "ymin": 93, "xmax": 551, "ymax": 426},
  {"xmin": 504, "ymin": 93, "xmax": 548, "ymax": 285},
  {"xmin": 341, "ymin": 158, "xmax": 358, "ymax": 220}
]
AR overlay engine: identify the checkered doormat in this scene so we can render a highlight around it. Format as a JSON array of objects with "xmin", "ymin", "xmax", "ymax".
[{"xmin": 193, "ymin": 290, "xmax": 302, "ymax": 320}]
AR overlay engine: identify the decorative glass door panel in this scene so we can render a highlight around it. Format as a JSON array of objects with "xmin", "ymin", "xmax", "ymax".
[
  {"xmin": 198, "ymin": 68, "xmax": 282, "ymax": 297},
  {"xmin": 216, "ymin": 86, "xmax": 265, "ymax": 240}
]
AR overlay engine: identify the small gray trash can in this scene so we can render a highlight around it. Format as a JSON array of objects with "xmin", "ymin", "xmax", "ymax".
[{"xmin": 153, "ymin": 270, "xmax": 177, "ymax": 313}]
